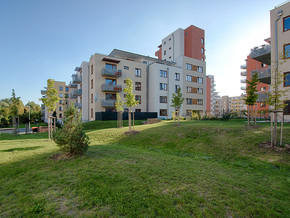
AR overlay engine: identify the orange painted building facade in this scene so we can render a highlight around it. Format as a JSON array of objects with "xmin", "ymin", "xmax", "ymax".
[{"xmin": 184, "ymin": 25, "xmax": 205, "ymax": 61}]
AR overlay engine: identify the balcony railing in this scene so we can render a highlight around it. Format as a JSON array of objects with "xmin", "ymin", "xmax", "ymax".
[
  {"xmin": 75, "ymin": 102, "xmax": 82, "ymax": 108},
  {"xmin": 240, "ymin": 64, "xmax": 247, "ymax": 69},
  {"xmin": 72, "ymin": 74, "xmax": 82, "ymax": 84},
  {"xmin": 41, "ymin": 90, "xmax": 47, "ymax": 95},
  {"xmin": 72, "ymin": 89, "xmax": 82, "ymax": 96},
  {"xmin": 241, "ymin": 71, "xmax": 247, "ymax": 76},
  {"xmin": 101, "ymin": 84, "xmax": 122, "ymax": 92},
  {"xmin": 101, "ymin": 99, "xmax": 116, "ymax": 108},
  {"xmin": 69, "ymin": 82, "xmax": 77, "ymax": 88},
  {"xmin": 241, "ymin": 86, "xmax": 246, "ymax": 90},
  {"xmin": 250, "ymin": 44, "xmax": 271, "ymax": 65},
  {"xmin": 102, "ymin": 68, "xmax": 122, "ymax": 77},
  {"xmin": 257, "ymin": 92, "xmax": 269, "ymax": 102},
  {"xmin": 241, "ymin": 79, "xmax": 246, "ymax": 83},
  {"xmin": 251, "ymin": 66, "xmax": 271, "ymax": 84},
  {"xmin": 70, "ymin": 93, "xmax": 77, "ymax": 99}
]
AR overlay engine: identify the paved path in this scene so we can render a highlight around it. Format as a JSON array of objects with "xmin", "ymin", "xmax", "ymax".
[{"xmin": 0, "ymin": 128, "xmax": 31, "ymax": 134}]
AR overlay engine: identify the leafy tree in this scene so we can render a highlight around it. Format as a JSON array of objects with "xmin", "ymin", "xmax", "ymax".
[
  {"xmin": 53, "ymin": 103, "xmax": 90, "ymax": 155},
  {"xmin": 115, "ymin": 93, "xmax": 124, "ymax": 128},
  {"xmin": 123, "ymin": 78, "xmax": 139, "ymax": 132},
  {"xmin": 10, "ymin": 89, "xmax": 21, "ymax": 134},
  {"xmin": 171, "ymin": 88, "xmax": 184, "ymax": 125},
  {"xmin": 244, "ymin": 73, "xmax": 259, "ymax": 126},
  {"xmin": 39, "ymin": 79, "xmax": 59, "ymax": 140}
]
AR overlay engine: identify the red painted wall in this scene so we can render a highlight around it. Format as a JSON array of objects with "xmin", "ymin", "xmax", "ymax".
[
  {"xmin": 184, "ymin": 25, "xmax": 205, "ymax": 60},
  {"xmin": 206, "ymin": 77, "xmax": 211, "ymax": 113},
  {"xmin": 155, "ymin": 46, "xmax": 162, "ymax": 60}
]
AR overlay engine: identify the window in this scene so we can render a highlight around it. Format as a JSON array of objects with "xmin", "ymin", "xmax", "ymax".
[
  {"xmin": 160, "ymin": 70, "xmax": 167, "ymax": 78},
  {"xmin": 59, "ymin": 93, "xmax": 63, "ymax": 98},
  {"xmin": 105, "ymin": 78, "xmax": 116, "ymax": 85},
  {"xmin": 124, "ymin": 66, "xmax": 129, "ymax": 70},
  {"xmin": 201, "ymin": 48, "xmax": 204, "ymax": 54},
  {"xmin": 66, "ymin": 87, "xmax": 69, "ymax": 92},
  {"xmin": 164, "ymin": 41, "xmax": 166, "ymax": 45},
  {"xmin": 65, "ymin": 94, "xmax": 69, "ymax": 98},
  {"xmin": 135, "ymin": 68, "xmax": 141, "ymax": 77},
  {"xmin": 197, "ymin": 88, "xmax": 203, "ymax": 94},
  {"xmin": 59, "ymin": 106, "xmax": 63, "ymax": 111},
  {"xmin": 169, "ymin": 47, "xmax": 171, "ymax": 50},
  {"xmin": 201, "ymin": 38, "xmax": 204, "ymax": 44},
  {"xmin": 59, "ymin": 100, "xmax": 63, "ymax": 104},
  {"xmin": 175, "ymin": 73, "xmax": 180, "ymax": 81},
  {"xmin": 284, "ymin": 16, "xmax": 290, "ymax": 32},
  {"xmin": 284, "ymin": 44, "xmax": 290, "ymax": 58},
  {"xmin": 135, "ymin": 82, "xmax": 141, "ymax": 91},
  {"xmin": 284, "ymin": 101, "xmax": 290, "ymax": 115},
  {"xmin": 160, "ymin": 83, "xmax": 167, "ymax": 91},
  {"xmin": 169, "ymin": 56, "xmax": 171, "ymax": 59},
  {"xmin": 284, "ymin": 72, "xmax": 290, "ymax": 87},
  {"xmin": 198, "ymin": 77, "xmax": 203, "ymax": 84},
  {"xmin": 260, "ymin": 87, "xmax": 267, "ymax": 91},
  {"xmin": 105, "ymin": 93, "xmax": 116, "ymax": 100},
  {"xmin": 160, "ymin": 96, "xmax": 167, "ymax": 103},
  {"xmin": 59, "ymin": 86, "xmax": 63, "ymax": 91},
  {"xmin": 91, "ymin": 79, "xmax": 93, "ymax": 89},
  {"xmin": 197, "ymin": 99, "xmax": 203, "ymax": 105},
  {"xmin": 201, "ymin": 57, "xmax": 204, "ymax": 61},
  {"xmin": 135, "ymin": 95, "xmax": 141, "ymax": 104},
  {"xmin": 59, "ymin": 113, "xmax": 62, "ymax": 118},
  {"xmin": 135, "ymin": 109, "xmax": 141, "ymax": 112},
  {"xmin": 186, "ymin": 87, "xmax": 193, "ymax": 93},
  {"xmin": 91, "ymin": 65, "xmax": 93, "ymax": 74},
  {"xmin": 169, "ymin": 38, "xmax": 171, "ymax": 41},
  {"xmin": 164, "ymin": 50, "xmax": 166, "ymax": 55},
  {"xmin": 260, "ymin": 102, "xmax": 266, "ymax": 107},
  {"xmin": 175, "ymin": 85, "xmax": 180, "ymax": 93},
  {"xmin": 198, "ymin": 66, "xmax": 203, "ymax": 73},
  {"xmin": 186, "ymin": 75, "xmax": 192, "ymax": 82},
  {"xmin": 91, "ymin": 108, "xmax": 93, "ymax": 118},
  {"xmin": 186, "ymin": 98, "xmax": 192, "ymax": 105},
  {"xmin": 160, "ymin": 109, "xmax": 167, "ymax": 116},
  {"xmin": 91, "ymin": 94, "xmax": 93, "ymax": 103},
  {"xmin": 105, "ymin": 63, "xmax": 116, "ymax": 72},
  {"xmin": 186, "ymin": 63, "xmax": 192, "ymax": 70}
]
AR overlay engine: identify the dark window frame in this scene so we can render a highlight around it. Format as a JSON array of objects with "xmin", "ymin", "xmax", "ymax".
[
  {"xmin": 284, "ymin": 43, "xmax": 290, "ymax": 59},
  {"xmin": 284, "ymin": 72, "xmax": 290, "ymax": 87},
  {"xmin": 283, "ymin": 15, "xmax": 290, "ymax": 32}
]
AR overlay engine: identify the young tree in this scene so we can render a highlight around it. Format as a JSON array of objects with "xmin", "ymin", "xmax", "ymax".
[
  {"xmin": 171, "ymin": 88, "xmax": 184, "ymax": 125},
  {"xmin": 53, "ymin": 103, "xmax": 90, "ymax": 155},
  {"xmin": 123, "ymin": 78, "xmax": 139, "ymax": 132},
  {"xmin": 10, "ymin": 89, "xmax": 21, "ymax": 134},
  {"xmin": 244, "ymin": 73, "xmax": 259, "ymax": 126},
  {"xmin": 115, "ymin": 93, "xmax": 124, "ymax": 128},
  {"xmin": 39, "ymin": 79, "xmax": 59, "ymax": 140}
]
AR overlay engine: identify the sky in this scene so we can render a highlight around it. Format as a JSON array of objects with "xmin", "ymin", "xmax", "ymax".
[{"xmin": 0, "ymin": 0, "xmax": 285, "ymax": 105}]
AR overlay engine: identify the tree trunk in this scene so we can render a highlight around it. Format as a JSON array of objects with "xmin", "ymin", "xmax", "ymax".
[
  {"xmin": 254, "ymin": 105, "xmax": 257, "ymax": 127},
  {"xmin": 271, "ymin": 112, "xmax": 273, "ymax": 147},
  {"xmin": 274, "ymin": 112, "xmax": 277, "ymax": 146},
  {"xmin": 280, "ymin": 112, "xmax": 283, "ymax": 146},
  {"xmin": 251, "ymin": 105, "xmax": 253, "ymax": 125},
  {"xmin": 247, "ymin": 105, "xmax": 250, "ymax": 126},
  {"xmin": 177, "ymin": 110, "xmax": 180, "ymax": 126},
  {"xmin": 128, "ymin": 111, "xmax": 131, "ymax": 132},
  {"xmin": 133, "ymin": 112, "xmax": 135, "ymax": 130},
  {"xmin": 48, "ymin": 116, "xmax": 51, "ymax": 141}
]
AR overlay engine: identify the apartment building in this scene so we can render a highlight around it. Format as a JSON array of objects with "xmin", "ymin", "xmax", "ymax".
[
  {"xmin": 229, "ymin": 96, "xmax": 247, "ymax": 114},
  {"xmin": 206, "ymin": 75, "xmax": 216, "ymax": 115},
  {"xmin": 246, "ymin": 2, "xmax": 290, "ymax": 121},
  {"xmin": 41, "ymin": 81, "xmax": 71, "ymax": 123}
]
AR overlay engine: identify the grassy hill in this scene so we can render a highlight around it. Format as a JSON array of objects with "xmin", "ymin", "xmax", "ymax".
[{"xmin": 0, "ymin": 120, "xmax": 289, "ymax": 216}]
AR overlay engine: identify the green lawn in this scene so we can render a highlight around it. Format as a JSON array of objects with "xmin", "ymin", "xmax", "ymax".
[{"xmin": 0, "ymin": 120, "xmax": 289, "ymax": 217}]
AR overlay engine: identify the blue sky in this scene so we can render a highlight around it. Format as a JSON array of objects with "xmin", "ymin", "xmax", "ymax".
[{"xmin": 0, "ymin": 0, "xmax": 284, "ymax": 104}]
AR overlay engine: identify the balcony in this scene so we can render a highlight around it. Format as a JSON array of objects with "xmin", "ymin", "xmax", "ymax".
[
  {"xmin": 70, "ymin": 93, "xmax": 77, "ymax": 99},
  {"xmin": 251, "ymin": 66, "xmax": 271, "ymax": 84},
  {"xmin": 72, "ymin": 74, "xmax": 82, "ymax": 84},
  {"xmin": 101, "ymin": 84, "xmax": 122, "ymax": 92},
  {"xmin": 72, "ymin": 89, "xmax": 82, "ymax": 96},
  {"xmin": 257, "ymin": 92, "xmax": 269, "ymax": 102},
  {"xmin": 241, "ymin": 86, "xmax": 246, "ymax": 90},
  {"xmin": 102, "ymin": 68, "xmax": 122, "ymax": 77},
  {"xmin": 75, "ymin": 102, "xmax": 82, "ymax": 108},
  {"xmin": 250, "ymin": 44, "xmax": 271, "ymax": 65},
  {"xmin": 241, "ymin": 71, "xmax": 247, "ymax": 76},
  {"xmin": 41, "ymin": 90, "xmax": 47, "ymax": 95},
  {"xmin": 69, "ymin": 82, "xmax": 77, "ymax": 88},
  {"xmin": 101, "ymin": 99, "xmax": 116, "ymax": 108},
  {"xmin": 240, "ymin": 64, "xmax": 247, "ymax": 69},
  {"xmin": 241, "ymin": 79, "xmax": 247, "ymax": 83}
]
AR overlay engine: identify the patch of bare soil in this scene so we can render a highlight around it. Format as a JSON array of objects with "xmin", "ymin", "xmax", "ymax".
[
  {"xmin": 258, "ymin": 141, "xmax": 290, "ymax": 153},
  {"xmin": 124, "ymin": 130, "xmax": 140, "ymax": 135},
  {"xmin": 245, "ymin": 125, "xmax": 261, "ymax": 129},
  {"xmin": 49, "ymin": 153, "xmax": 73, "ymax": 161}
]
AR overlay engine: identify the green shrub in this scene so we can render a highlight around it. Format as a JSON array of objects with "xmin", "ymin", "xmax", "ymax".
[{"xmin": 53, "ymin": 104, "xmax": 89, "ymax": 155}]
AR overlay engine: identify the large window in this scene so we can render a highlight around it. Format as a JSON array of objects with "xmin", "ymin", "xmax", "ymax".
[
  {"xmin": 105, "ymin": 78, "xmax": 116, "ymax": 85},
  {"xmin": 106, "ymin": 93, "xmax": 116, "ymax": 100},
  {"xmin": 186, "ymin": 75, "xmax": 192, "ymax": 82},
  {"xmin": 135, "ymin": 68, "xmax": 141, "ymax": 77},
  {"xmin": 284, "ymin": 16, "xmax": 290, "ymax": 32},
  {"xmin": 135, "ymin": 82, "xmax": 141, "ymax": 91},
  {"xmin": 186, "ymin": 63, "xmax": 192, "ymax": 70},
  {"xmin": 175, "ymin": 85, "xmax": 180, "ymax": 93},
  {"xmin": 160, "ymin": 83, "xmax": 167, "ymax": 91},
  {"xmin": 160, "ymin": 70, "xmax": 167, "ymax": 78},
  {"xmin": 186, "ymin": 98, "xmax": 192, "ymax": 105},
  {"xmin": 284, "ymin": 44, "xmax": 290, "ymax": 58},
  {"xmin": 59, "ymin": 86, "xmax": 63, "ymax": 91},
  {"xmin": 135, "ymin": 95, "xmax": 141, "ymax": 104},
  {"xmin": 59, "ymin": 93, "xmax": 63, "ymax": 98},
  {"xmin": 197, "ymin": 88, "xmax": 203, "ymax": 94},
  {"xmin": 284, "ymin": 72, "xmax": 290, "ymax": 87},
  {"xmin": 186, "ymin": 86, "xmax": 193, "ymax": 93},
  {"xmin": 175, "ymin": 73, "xmax": 180, "ymax": 81},
  {"xmin": 160, "ymin": 96, "xmax": 167, "ymax": 103},
  {"xmin": 160, "ymin": 109, "xmax": 167, "ymax": 116},
  {"xmin": 198, "ymin": 66, "xmax": 203, "ymax": 73},
  {"xmin": 197, "ymin": 99, "xmax": 203, "ymax": 105},
  {"xmin": 105, "ymin": 63, "xmax": 116, "ymax": 72},
  {"xmin": 198, "ymin": 77, "xmax": 203, "ymax": 84},
  {"xmin": 284, "ymin": 101, "xmax": 290, "ymax": 115}
]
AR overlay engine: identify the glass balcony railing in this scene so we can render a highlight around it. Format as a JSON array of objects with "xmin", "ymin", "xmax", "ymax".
[
  {"xmin": 101, "ymin": 99, "xmax": 116, "ymax": 108},
  {"xmin": 241, "ymin": 71, "xmax": 247, "ymax": 76},
  {"xmin": 101, "ymin": 84, "xmax": 122, "ymax": 92},
  {"xmin": 72, "ymin": 89, "xmax": 82, "ymax": 96},
  {"xmin": 251, "ymin": 66, "xmax": 271, "ymax": 84},
  {"xmin": 102, "ymin": 68, "xmax": 122, "ymax": 77},
  {"xmin": 72, "ymin": 74, "xmax": 82, "ymax": 84},
  {"xmin": 250, "ymin": 44, "xmax": 271, "ymax": 65}
]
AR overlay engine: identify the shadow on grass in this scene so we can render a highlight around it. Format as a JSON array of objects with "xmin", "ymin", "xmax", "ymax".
[
  {"xmin": 0, "ymin": 133, "xmax": 49, "ymax": 141},
  {"xmin": 0, "ymin": 146, "xmax": 43, "ymax": 152}
]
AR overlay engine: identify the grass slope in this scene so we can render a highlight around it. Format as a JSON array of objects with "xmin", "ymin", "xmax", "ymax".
[{"xmin": 0, "ymin": 120, "xmax": 289, "ymax": 217}]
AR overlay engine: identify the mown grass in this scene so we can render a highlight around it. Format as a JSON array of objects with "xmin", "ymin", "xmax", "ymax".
[
  {"xmin": 0, "ymin": 120, "xmax": 289, "ymax": 217},
  {"xmin": 81, "ymin": 119, "xmax": 145, "ymax": 131}
]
